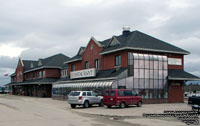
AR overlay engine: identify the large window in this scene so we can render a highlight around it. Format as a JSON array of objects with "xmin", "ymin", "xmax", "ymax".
[
  {"xmin": 95, "ymin": 59, "xmax": 100, "ymax": 70},
  {"xmin": 39, "ymin": 71, "xmax": 42, "ymax": 78},
  {"xmin": 127, "ymin": 53, "xmax": 168, "ymax": 99},
  {"xmin": 71, "ymin": 64, "xmax": 75, "ymax": 71},
  {"xmin": 115, "ymin": 55, "xmax": 121, "ymax": 66},
  {"xmin": 43, "ymin": 71, "xmax": 45, "ymax": 78},
  {"xmin": 85, "ymin": 61, "xmax": 89, "ymax": 69}
]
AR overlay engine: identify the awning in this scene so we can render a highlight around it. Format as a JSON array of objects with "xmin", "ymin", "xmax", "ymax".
[
  {"xmin": 53, "ymin": 81, "xmax": 113, "ymax": 88},
  {"xmin": 168, "ymin": 69, "xmax": 200, "ymax": 81}
]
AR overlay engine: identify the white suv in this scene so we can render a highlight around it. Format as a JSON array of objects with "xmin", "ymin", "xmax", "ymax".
[{"xmin": 68, "ymin": 91, "xmax": 103, "ymax": 108}]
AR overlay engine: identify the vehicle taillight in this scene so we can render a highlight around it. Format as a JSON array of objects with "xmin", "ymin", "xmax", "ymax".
[{"xmin": 79, "ymin": 96, "xmax": 82, "ymax": 100}]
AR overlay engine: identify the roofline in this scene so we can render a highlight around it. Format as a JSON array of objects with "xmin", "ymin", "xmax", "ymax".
[
  {"xmin": 24, "ymin": 66, "xmax": 62, "ymax": 73},
  {"xmin": 64, "ymin": 57, "xmax": 82, "ymax": 64},
  {"xmin": 53, "ymin": 77, "xmax": 117, "ymax": 84},
  {"xmin": 19, "ymin": 58, "xmax": 24, "ymax": 67},
  {"xmin": 100, "ymin": 47, "xmax": 190, "ymax": 55},
  {"xmin": 168, "ymin": 77, "xmax": 200, "ymax": 81},
  {"xmin": 10, "ymin": 82, "xmax": 53, "ymax": 85},
  {"xmin": 90, "ymin": 36, "xmax": 104, "ymax": 47}
]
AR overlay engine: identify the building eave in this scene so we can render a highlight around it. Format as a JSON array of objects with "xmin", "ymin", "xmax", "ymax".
[
  {"xmin": 168, "ymin": 77, "xmax": 200, "ymax": 81},
  {"xmin": 24, "ymin": 66, "xmax": 62, "ymax": 73},
  {"xmin": 64, "ymin": 57, "xmax": 82, "ymax": 64},
  {"xmin": 100, "ymin": 47, "xmax": 190, "ymax": 55}
]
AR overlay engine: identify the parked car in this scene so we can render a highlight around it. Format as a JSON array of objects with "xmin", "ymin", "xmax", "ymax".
[
  {"xmin": 103, "ymin": 89, "xmax": 142, "ymax": 108},
  {"xmin": 188, "ymin": 96, "xmax": 200, "ymax": 105},
  {"xmin": 68, "ymin": 91, "xmax": 103, "ymax": 108},
  {"xmin": 188, "ymin": 96, "xmax": 200, "ymax": 114}
]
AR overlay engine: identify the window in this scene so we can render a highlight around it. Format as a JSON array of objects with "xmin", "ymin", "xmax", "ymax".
[
  {"xmin": 90, "ymin": 44, "xmax": 93, "ymax": 50},
  {"xmin": 87, "ymin": 92, "xmax": 92, "ymax": 96},
  {"xmin": 82, "ymin": 92, "xmax": 86, "ymax": 96},
  {"xmin": 71, "ymin": 64, "xmax": 75, "ymax": 71},
  {"xmin": 118, "ymin": 91, "xmax": 124, "ymax": 96},
  {"xmin": 43, "ymin": 71, "xmax": 45, "ymax": 78},
  {"xmin": 85, "ymin": 61, "xmax": 89, "ymax": 69},
  {"xmin": 39, "ymin": 71, "xmax": 42, "ymax": 78},
  {"xmin": 95, "ymin": 59, "xmax": 100, "ymax": 70},
  {"xmin": 124, "ymin": 90, "xmax": 132, "ymax": 96},
  {"xmin": 115, "ymin": 55, "xmax": 121, "ymax": 66}
]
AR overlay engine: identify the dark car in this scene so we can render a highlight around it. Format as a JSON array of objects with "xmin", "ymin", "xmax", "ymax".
[
  {"xmin": 103, "ymin": 89, "xmax": 142, "ymax": 108},
  {"xmin": 188, "ymin": 96, "xmax": 200, "ymax": 105},
  {"xmin": 188, "ymin": 96, "xmax": 200, "ymax": 114}
]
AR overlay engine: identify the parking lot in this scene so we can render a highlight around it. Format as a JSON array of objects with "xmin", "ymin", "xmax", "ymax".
[{"xmin": 0, "ymin": 94, "xmax": 198, "ymax": 126}]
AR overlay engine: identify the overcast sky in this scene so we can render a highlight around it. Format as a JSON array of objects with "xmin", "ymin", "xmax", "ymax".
[{"xmin": 0, "ymin": 0, "xmax": 200, "ymax": 86}]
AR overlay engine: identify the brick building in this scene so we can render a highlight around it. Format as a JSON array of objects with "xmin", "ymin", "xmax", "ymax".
[
  {"xmin": 9, "ymin": 53, "xmax": 69, "ymax": 97},
  {"xmin": 52, "ymin": 27, "xmax": 200, "ymax": 103}
]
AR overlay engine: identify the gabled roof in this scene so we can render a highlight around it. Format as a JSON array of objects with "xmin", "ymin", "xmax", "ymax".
[
  {"xmin": 23, "ymin": 53, "xmax": 70, "ymax": 73},
  {"xmin": 100, "ymin": 30, "xmax": 190, "ymax": 55}
]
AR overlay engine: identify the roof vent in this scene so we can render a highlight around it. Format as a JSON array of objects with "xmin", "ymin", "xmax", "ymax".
[{"xmin": 122, "ymin": 26, "xmax": 130, "ymax": 37}]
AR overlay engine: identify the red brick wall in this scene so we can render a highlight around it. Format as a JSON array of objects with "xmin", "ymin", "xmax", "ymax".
[
  {"xmin": 81, "ymin": 39, "xmax": 104, "ymax": 69},
  {"xmin": 68, "ymin": 39, "xmax": 103, "ymax": 74},
  {"xmin": 168, "ymin": 82, "xmax": 184, "ymax": 103},
  {"xmin": 167, "ymin": 54, "xmax": 184, "ymax": 70},
  {"xmin": 102, "ymin": 51, "xmax": 128, "ymax": 70},
  {"xmin": 45, "ymin": 69, "xmax": 60, "ymax": 78},
  {"xmin": 16, "ymin": 59, "xmax": 24, "ymax": 82}
]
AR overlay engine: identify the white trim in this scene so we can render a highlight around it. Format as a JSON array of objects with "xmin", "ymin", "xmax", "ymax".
[
  {"xmin": 24, "ymin": 66, "xmax": 62, "ymax": 73},
  {"xmin": 64, "ymin": 57, "xmax": 82, "ymax": 64},
  {"xmin": 91, "ymin": 36, "xmax": 104, "ymax": 47},
  {"xmin": 19, "ymin": 58, "xmax": 24, "ymax": 67},
  {"xmin": 100, "ymin": 47, "xmax": 190, "ymax": 55}
]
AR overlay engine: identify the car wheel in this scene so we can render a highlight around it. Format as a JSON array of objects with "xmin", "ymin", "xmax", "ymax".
[
  {"xmin": 107, "ymin": 105, "xmax": 111, "ymax": 108},
  {"xmin": 70, "ymin": 104, "xmax": 76, "ymax": 108},
  {"xmin": 83, "ymin": 101, "xmax": 89, "ymax": 108},
  {"xmin": 99, "ymin": 100, "xmax": 104, "ymax": 107},
  {"xmin": 120, "ymin": 102, "xmax": 126, "ymax": 108},
  {"xmin": 137, "ymin": 101, "xmax": 142, "ymax": 107}
]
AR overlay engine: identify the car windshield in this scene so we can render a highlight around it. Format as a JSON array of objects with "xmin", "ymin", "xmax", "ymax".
[{"xmin": 69, "ymin": 91, "xmax": 80, "ymax": 96}]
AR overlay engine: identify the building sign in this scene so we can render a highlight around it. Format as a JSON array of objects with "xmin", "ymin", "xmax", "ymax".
[
  {"xmin": 168, "ymin": 58, "xmax": 182, "ymax": 65},
  {"xmin": 70, "ymin": 68, "xmax": 96, "ymax": 79}
]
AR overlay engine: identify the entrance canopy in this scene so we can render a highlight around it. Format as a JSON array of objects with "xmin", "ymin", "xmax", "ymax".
[
  {"xmin": 168, "ymin": 69, "xmax": 200, "ymax": 81},
  {"xmin": 53, "ymin": 81, "xmax": 113, "ymax": 89}
]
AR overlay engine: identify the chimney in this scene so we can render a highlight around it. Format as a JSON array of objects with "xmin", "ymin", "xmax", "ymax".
[{"xmin": 122, "ymin": 26, "xmax": 130, "ymax": 37}]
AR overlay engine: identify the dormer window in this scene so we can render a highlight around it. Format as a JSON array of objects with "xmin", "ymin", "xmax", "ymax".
[
  {"xmin": 38, "ymin": 60, "xmax": 42, "ymax": 66},
  {"xmin": 107, "ymin": 37, "xmax": 120, "ymax": 47},
  {"xmin": 30, "ymin": 62, "xmax": 34, "ymax": 68}
]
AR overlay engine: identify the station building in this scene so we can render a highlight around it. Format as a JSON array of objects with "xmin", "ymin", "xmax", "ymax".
[
  {"xmin": 52, "ymin": 27, "xmax": 200, "ymax": 103},
  {"xmin": 9, "ymin": 53, "xmax": 69, "ymax": 97}
]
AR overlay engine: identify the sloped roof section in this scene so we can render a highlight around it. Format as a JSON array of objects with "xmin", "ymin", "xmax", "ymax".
[
  {"xmin": 100, "ymin": 30, "xmax": 190, "ymax": 55},
  {"xmin": 22, "ymin": 60, "xmax": 38, "ymax": 71},
  {"xmin": 23, "ymin": 53, "xmax": 70, "ymax": 72},
  {"xmin": 168, "ymin": 69, "xmax": 200, "ymax": 81}
]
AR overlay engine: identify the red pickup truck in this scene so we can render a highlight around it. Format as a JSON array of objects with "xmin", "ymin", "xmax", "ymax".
[{"xmin": 103, "ymin": 89, "xmax": 142, "ymax": 108}]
